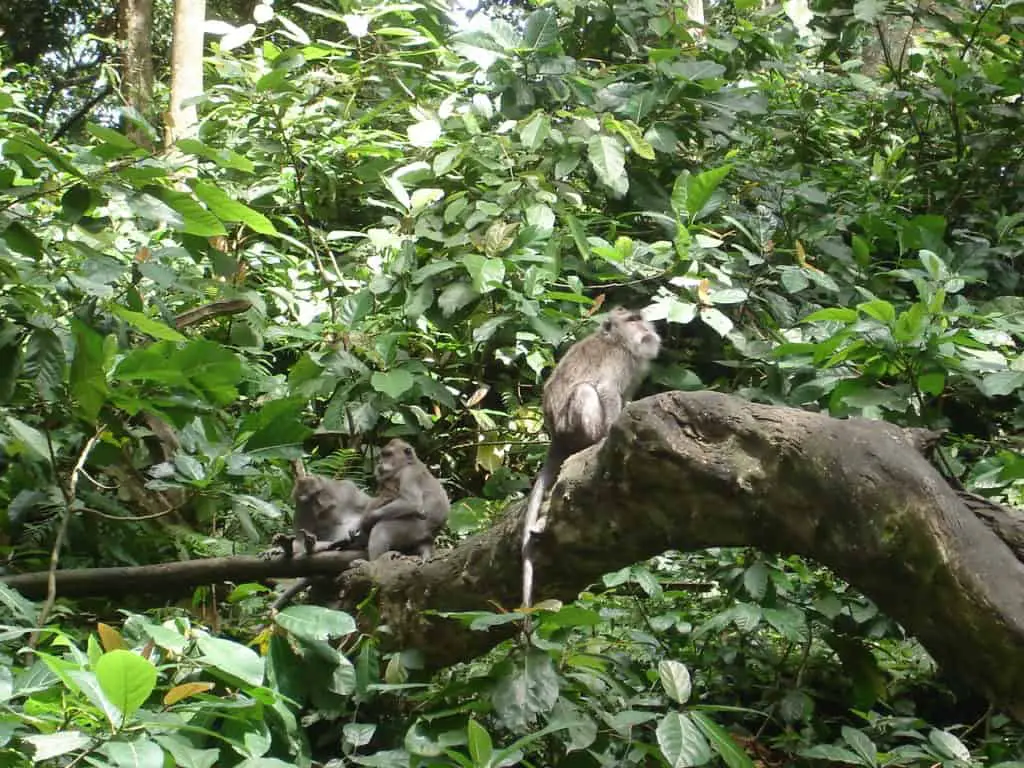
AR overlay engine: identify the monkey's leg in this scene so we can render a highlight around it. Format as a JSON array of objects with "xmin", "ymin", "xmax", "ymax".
[
  {"xmin": 367, "ymin": 519, "xmax": 433, "ymax": 560},
  {"xmin": 563, "ymin": 383, "xmax": 608, "ymax": 447},
  {"xmin": 298, "ymin": 528, "xmax": 317, "ymax": 556}
]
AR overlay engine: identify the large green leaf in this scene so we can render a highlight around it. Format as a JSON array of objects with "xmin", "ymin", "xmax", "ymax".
[
  {"xmin": 70, "ymin": 319, "xmax": 110, "ymax": 423},
  {"xmin": 193, "ymin": 182, "xmax": 277, "ymax": 235}
]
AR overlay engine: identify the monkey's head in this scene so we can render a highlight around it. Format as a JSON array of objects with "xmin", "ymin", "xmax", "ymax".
[
  {"xmin": 292, "ymin": 475, "xmax": 321, "ymax": 506},
  {"xmin": 603, "ymin": 306, "xmax": 661, "ymax": 361},
  {"xmin": 376, "ymin": 438, "xmax": 417, "ymax": 481}
]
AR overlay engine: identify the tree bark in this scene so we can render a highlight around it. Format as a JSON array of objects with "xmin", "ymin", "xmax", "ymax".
[
  {"xmin": 3, "ymin": 391, "xmax": 1023, "ymax": 715},
  {"xmin": 0, "ymin": 551, "xmax": 364, "ymax": 599},
  {"xmin": 166, "ymin": 0, "xmax": 207, "ymax": 147},
  {"xmin": 118, "ymin": 0, "xmax": 155, "ymax": 146},
  {"xmin": 334, "ymin": 391, "xmax": 1024, "ymax": 717}
]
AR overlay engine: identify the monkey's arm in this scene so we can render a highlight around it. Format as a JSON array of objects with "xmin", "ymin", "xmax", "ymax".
[{"xmin": 363, "ymin": 488, "xmax": 426, "ymax": 527}]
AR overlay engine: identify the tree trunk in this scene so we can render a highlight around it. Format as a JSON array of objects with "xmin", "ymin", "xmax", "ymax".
[
  {"xmin": 4, "ymin": 392, "xmax": 1023, "ymax": 716},
  {"xmin": 118, "ymin": 0, "xmax": 155, "ymax": 147},
  {"xmin": 166, "ymin": 0, "xmax": 207, "ymax": 147},
  {"xmin": 333, "ymin": 391, "xmax": 1024, "ymax": 718}
]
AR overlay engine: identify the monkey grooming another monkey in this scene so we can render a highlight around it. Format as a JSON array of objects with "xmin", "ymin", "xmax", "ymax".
[
  {"xmin": 521, "ymin": 306, "xmax": 661, "ymax": 614},
  {"xmin": 358, "ymin": 438, "xmax": 450, "ymax": 561},
  {"xmin": 267, "ymin": 460, "xmax": 371, "ymax": 612}
]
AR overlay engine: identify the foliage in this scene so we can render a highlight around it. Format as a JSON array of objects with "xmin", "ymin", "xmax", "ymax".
[{"xmin": 0, "ymin": 0, "xmax": 1023, "ymax": 764}]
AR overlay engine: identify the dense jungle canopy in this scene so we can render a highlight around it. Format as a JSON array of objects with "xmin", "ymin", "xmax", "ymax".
[{"xmin": 1, "ymin": 0, "xmax": 1023, "ymax": 766}]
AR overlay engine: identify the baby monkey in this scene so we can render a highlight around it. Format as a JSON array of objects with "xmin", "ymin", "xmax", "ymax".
[{"xmin": 521, "ymin": 306, "xmax": 661, "ymax": 612}]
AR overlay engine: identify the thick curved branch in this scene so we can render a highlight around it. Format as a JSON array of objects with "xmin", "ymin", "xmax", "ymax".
[{"xmin": 335, "ymin": 391, "xmax": 1024, "ymax": 717}]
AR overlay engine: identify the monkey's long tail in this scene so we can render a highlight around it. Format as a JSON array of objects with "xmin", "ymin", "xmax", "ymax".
[{"xmin": 521, "ymin": 448, "xmax": 567, "ymax": 613}]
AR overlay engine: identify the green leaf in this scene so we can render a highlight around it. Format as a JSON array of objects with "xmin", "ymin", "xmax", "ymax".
[
  {"xmin": 607, "ymin": 118, "xmax": 656, "ymax": 160},
  {"xmin": 857, "ymin": 299, "xmax": 896, "ymax": 324},
  {"xmin": 196, "ymin": 635, "xmax": 264, "ymax": 687},
  {"xmin": 917, "ymin": 371, "xmax": 945, "ymax": 396},
  {"xmin": 700, "ymin": 307, "xmax": 733, "ymax": 337},
  {"xmin": 928, "ymin": 730, "xmax": 970, "ymax": 761},
  {"xmin": 193, "ymin": 182, "xmax": 276, "ymax": 235},
  {"xmin": 5, "ymin": 416, "xmax": 50, "ymax": 464},
  {"xmin": 1, "ymin": 221, "xmax": 42, "ymax": 259},
  {"xmin": 800, "ymin": 744, "xmax": 864, "ymax": 763},
  {"xmin": 154, "ymin": 735, "xmax": 220, "ymax": 768},
  {"xmin": 491, "ymin": 649, "xmax": 560, "ymax": 732},
  {"xmin": 802, "ymin": 307, "xmax": 857, "ymax": 324},
  {"xmin": 463, "ymin": 253, "xmax": 505, "ymax": 293},
  {"xmin": 663, "ymin": 60, "xmax": 726, "ymax": 81},
  {"xmin": 61, "ymin": 184, "xmax": 93, "ymax": 223},
  {"xmin": 587, "ymin": 135, "xmax": 626, "ymax": 190},
  {"xmin": 26, "ymin": 328, "xmax": 66, "ymax": 402},
  {"xmin": 87, "ymin": 123, "xmax": 141, "ymax": 151},
  {"xmin": 110, "ymin": 307, "xmax": 187, "ymax": 342},
  {"xmin": 273, "ymin": 605, "xmax": 357, "ymax": 643},
  {"xmin": 743, "ymin": 561, "xmax": 769, "ymax": 600},
  {"xmin": 176, "ymin": 138, "xmax": 255, "ymax": 172},
  {"xmin": 978, "ymin": 371, "xmax": 1024, "ymax": 397},
  {"xmin": 841, "ymin": 726, "xmax": 878, "ymax": 767},
  {"xmin": 438, "ymin": 282, "xmax": 478, "ymax": 317},
  {"xmin": 94, "ymin": 650, "xmax": 158, "ymax": 724},
  {"xmin": 690, "ymin": 711, "xmax": 755, "ymax": 768},
  {"xmin": 20, "ymin": 732, "xmax": 93, "ymax": 762},
  {"xmin": 522, "ymin": 8, "xmax": 558, "ymax": 49},
  {"xmin": 853, "ymin": 0, "xmax": 886, "ymax": 22},
  {"xmin": 763, "ymin": 606, "xmax": 807, "ymax": 641},
  {"xmin": 658, "ymin": 660, "xmax": 692, "ymax": 705},
  {"xmin": 656, "ymin": 712, "xmax": 713, "ymax": 767},
  {"xmin": 371, "ymin": 370, "xmax": 415, "ymax": 398},
  {"xmin": 672, "ymin": 165, "xmax": 732, "ymax": 221},
  {"xmin": 519, "ymin": 113, "xmax": 550, "ymax": 150},
  {"xmin": 162, "ymin": 190, "xmax": 228, "ymax": 237},
  {"xmin": 918, "ymin": 249, "xmax": 947, "ymax": 280},
  {"xmin": 467, "ymin": 719, "xmax": 494, "ymax": 767}
]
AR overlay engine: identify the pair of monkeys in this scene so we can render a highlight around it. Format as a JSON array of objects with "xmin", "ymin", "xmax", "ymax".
[{"xmin": 269, "ymin": 438, "xmax": 449, "ymax": 611}]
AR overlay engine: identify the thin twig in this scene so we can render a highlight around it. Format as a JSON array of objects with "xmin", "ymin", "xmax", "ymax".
[{"xmin": 30, "ymin": 428, "xmax": 103, "ymax": 647}]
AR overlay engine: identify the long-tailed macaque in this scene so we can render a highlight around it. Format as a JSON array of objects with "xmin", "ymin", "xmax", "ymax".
[
  {"xmin": 266, "ymin": 460, "xmax": 370, "ymax": 612},
  {"xmin": 521, "ymin": 307, "xmax": 661, "ymax": 612},
  {"xmin": 359, "ymin": 438, "xmax": 450, "ymax": 560}
]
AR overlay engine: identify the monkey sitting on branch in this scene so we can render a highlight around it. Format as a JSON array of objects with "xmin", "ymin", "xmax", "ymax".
[
  {"xmin": 265, "ymin": 459, "xmax": 371, "ymax": 559},
  {"xmin": 521, "ymin": 306, "xmax": 661, "ymax": 615},
  {"xmin": 268, "ymin": 440, "xmax": 450, "ymax": 611},
  {"xmin": 264, "ymin": 460, "xmax": 371, "ymax": 612},
  {"xmin": 356, "ymin": 438, "xmax": 451, "ymax": 561}
]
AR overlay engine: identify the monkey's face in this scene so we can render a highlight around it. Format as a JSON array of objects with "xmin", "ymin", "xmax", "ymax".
[
  {"xmin": 376, "ymin": 439, "xmax": 416, "ymax": 481},
  {"xmin": 605, "ymin": 307, "xmax": 661, "ymax": 360}
]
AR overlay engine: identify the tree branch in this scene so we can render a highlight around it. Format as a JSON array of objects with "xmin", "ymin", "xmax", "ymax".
[
  {"xmin": 1, "ymin": 551, "xmax": 364, "ymax": 599},
  {"xmin": 3, "ymin": 391, "xmax": 1023, "ymax": 716}
]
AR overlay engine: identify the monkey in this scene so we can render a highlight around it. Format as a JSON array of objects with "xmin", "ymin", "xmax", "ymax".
[
  {"xmin": 521, "ymin": 306, "xmax": 661, "ymax": 614},
  {"xmin": 357, "ymin": 438, "xmax": 450, "ymax": 561},
  {"xmin": 266, "ymin": 459, "xmax": 371, "ymax": 612}
]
